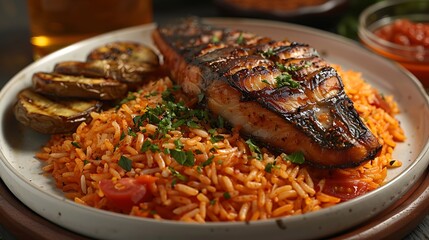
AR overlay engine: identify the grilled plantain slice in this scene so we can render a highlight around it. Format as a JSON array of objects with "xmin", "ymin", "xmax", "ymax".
[
  {"xmin": 32, "ymin": 72, "xmax": 128, "ymax": 100},
  {"xmin": 53, "ymin": 60, "xmax": 158, "ymax": 84},
  {"xmin": 14, "ymin": 88, "xmax": 102, "ymax": 134},
  {"xmin": 86, "ymin": 41, "xmax": 159, "ymax": 66}
]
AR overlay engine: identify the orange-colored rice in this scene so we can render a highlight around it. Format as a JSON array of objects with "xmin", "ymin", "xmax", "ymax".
[{"xmin": 36, "ymin": 66, "xmax": 405, "ymax": 222}]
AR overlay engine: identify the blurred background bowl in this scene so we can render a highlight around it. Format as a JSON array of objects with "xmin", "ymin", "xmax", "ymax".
[
  {"xmin": 214, "ymin": 0, "xmax": 349, "ymax": 30},
  {"xmin": 358, "ymin": 0, "xmax": 429, "ymax": 87}
]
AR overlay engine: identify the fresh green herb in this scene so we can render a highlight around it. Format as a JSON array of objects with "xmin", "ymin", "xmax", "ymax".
[
  {"xmin": 168, "ymin": 166, "xmax": 187, "ymax": 182},
  {"xmin": 164, "ymin": 148, "xmax": 171, "ymax": 154},
  {"xmin": 174, "ymin": 139, "xmax": 184, "ymax": 150},
  {"xmin": 144, "ymin": 91, "xmax": 159, "ymax": 98},
  {"xmin": 140, "ymin": 139, "xmax": 159, "ymax": 153},
  {"xmin": 280, "ymin": 152, "xmax": 305, "ymax": 164},
  {"xmin": 120, "ymin": 131, "xmax": 126, "ymax": 141},
  {"xmin": 215, "ymin": 115, "xmax": 225, "ymax": 129},
  {"xmin": 83, "ymin": 160, "xmax": 90, "ymax": 165},
  {"xmin": 276, "ymin": 62, "xmax": 287, "ymax": 71},
  {"xmin": 117, "ymin": 92, "xmax": 137, "ymax": 108},
  {"xmin": 170, "ymin": 149, "xmax": 195, "ymax": 166},
  {"xmin": 71, "ymin": 141, "xmax": 81, "ymax": 148},
  {"xmin": 187, "ymin": 120, "xmax": 200, "ymax": 129},
  {"xmin": 265, "ymin": 161, "xmax": 280, "ymax": 173},
  {"xmin": 210, "ymin": 134, "xmax": 225, "ymax": 143},
  {"xmin": 261, "ymin": 79, "xmax": 271, "ymax": 85},
  {"xmin": 275, "ymin": 73, "xmax": 300, "ymax": 89},
  {"xmin": 196, "ymin": 165, "xmax": 202, "ymax": 173},
  {"xmin": 245, "ymin": 139, "xmax": 262, "ymax": 160},
  {"xmin": 262, "ymin": 48, "xmax": 275, "ymax": 58},
  {"xmin": 223, "ymin": 192, "xmax": 231, "ymax": 200},
  {"xmin": 127, "ymin": 127, "xmax": 137, "ymax": 137},
  {"xmin": 195, "ymin": 149, "xmax": 203, "ymax": 154},
  {"xmin": 201, "ymin": 155, "xmax": 214, "ymax": 167},
  {"xmin": 276, "ymin": 61, "xmax": 311, "ymax": 73},
  {"xmin": 136, "ymin": 89, "xmax": 213, "ymax": 139},
  {"xmin": 197, "ymin": 92, "xmax": 205, "ymax": 103},
  {"xmin": 208, "ymin": 129, "xmax": 216, "ymax": 135},
  {"xmin": 211, "ymin": 35, "xmax": 220, "ymax": 43},
  {"xmin": 171, "ymin": 178, "xmax": 177, "ymax": 188},
  {"xmin": 236, "ymin": 32, "xmax": 244, "ymax": 45},
  {"xmin": 118, "ymin": 155, "xmax": 133, "ymax": 171},
  {"xmin": 141, "ymin": 139, "xmax": 152, "ymax": 152}
]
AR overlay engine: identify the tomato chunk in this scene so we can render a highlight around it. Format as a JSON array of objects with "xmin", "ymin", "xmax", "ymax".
[
  {"xmin": 99, "ymin": 176, "xmax": 157, "ymax": 211},
  {"xmin": 322, "ymin": 178, "xmax": 370, "ymax": 201}
]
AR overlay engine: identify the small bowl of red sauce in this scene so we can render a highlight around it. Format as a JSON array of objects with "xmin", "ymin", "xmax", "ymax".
[{"xmin": 358, "ymin": 0, "xmax": 429, "ymax": 87}]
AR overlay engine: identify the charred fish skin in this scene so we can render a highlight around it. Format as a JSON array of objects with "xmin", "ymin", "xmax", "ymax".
[{"xmin": 153, "ymin": 18, "xmax": 382, "ymax": 168}]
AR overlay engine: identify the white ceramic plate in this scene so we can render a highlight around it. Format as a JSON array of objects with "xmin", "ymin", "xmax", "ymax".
[{"xmin": 0, "ymin": 18, "xmax": 428, "ymax": 240}]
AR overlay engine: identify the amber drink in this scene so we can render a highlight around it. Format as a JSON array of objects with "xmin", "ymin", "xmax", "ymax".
[{"xmin": 27, "ymin": 0, "xmax": 152, "ymax": 59}]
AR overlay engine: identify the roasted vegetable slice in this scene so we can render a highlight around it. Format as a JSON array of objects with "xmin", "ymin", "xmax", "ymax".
[
  {"xmin": 14, "ymin": 88, "xmax": 102, "ymax": 134},
  {"xmin": 53, "ymin": 60, "xmax": 158, "ymax": 84},
  {"xmin": 32, "ymin": 72, "xmax": 128, "ymax": 100},
  {"xmin": 86, "ymin": 41, "xmax": 159, "ymax": 66}
]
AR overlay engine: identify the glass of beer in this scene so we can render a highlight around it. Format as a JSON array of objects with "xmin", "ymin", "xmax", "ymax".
[{"xmin": 27, "ymin": 0, "xmax": 152, "ymax": 59}]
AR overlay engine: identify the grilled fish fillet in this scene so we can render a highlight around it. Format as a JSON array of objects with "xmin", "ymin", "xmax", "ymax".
[{"xmin": 152, "ymin": 18, "xmax": 381, "ymax": 168}]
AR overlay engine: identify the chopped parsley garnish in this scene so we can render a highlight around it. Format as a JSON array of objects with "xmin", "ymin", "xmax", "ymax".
[
  {"xmin": 245, "ymin": 139, "xmax": 262, "ymax": 160},
  {"xmin": 210, "ymin": 134, "xmax": 225, "ymax": 143},
  {"xmin": 197, "ymin": 92, "xmax": 205, "ymax": 103},
  {"xmin": 223, "ymin": 192, "xmax": 231, "ymax": 200},
  {"xmin": 83, "ymin": 160, "xmax": 90, "ymax": 165},
  {"xmin": 71, "ymin": 141, "xmax": 81, "ymax": 148},
  {"xmin": 236, "ymin": 32, "xmax": 244, "ymax": 45},
  {"xmin": 276, "ymin": 61, "xmax": 311, "ymax": 72},
  {"xmin": 261, "ymin": 79, "xmax": 271, "ymax": 85},
  {"xmin": 117, "ymin": 92, "xmax": 137, "ymax": 108},
  {"xmin": 140, "ymin": 139, "xmax": 160, "ymax": 153},
  {"xmin": 170, "ymin": 149, "xmax": 195, "ymax": 166},
  {"xmin": 127, "ymin": 127, "xmax": 137, "ymax": 137},
  {"xmin": 281, "ymin": 151, "xmax": 305, "ymax": 164},
  {"xmin": 265, "ymin": 161, "xmax": 280, "ymax": 173},
  {"xmin": 262, "ymin": 48, "xmax": 275, "ymax": 58},
  {"xmin": 168, "ymin": 166, "xmax": 187, "ymax": 182},
  {"xmin": 211, "ymin": 35, "xmax": 220, "ymax": 43},
  {"xmin": 275, "ymin": 73, "xmax": 300, "ymax": 89},
  {"xmin": 133, "ymin": 87, "xmax": 213, "ymax": 139},
  {"xmin": 201, "ymin": 155, "xmax": 214, "ymax": 167},
  {"xmin": 120, "ymin": 131, "xmax": 126, "ymax": 141},
  {"xmin": 118, "ymin": 155, "xmax": 133, "ymax": 171},
  {"xmin": 174, "ymin": 139, "xmax": 184, "ymax": 150},
  {"xmin": 144, "ymin": 91, "xmax": 159, "ymax": 98}
]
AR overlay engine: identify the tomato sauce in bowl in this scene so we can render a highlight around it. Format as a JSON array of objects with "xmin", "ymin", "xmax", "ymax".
[
  {"xmin": 374, "ymin": 19, "xmax": 429, "ymax": 48},
  {"xmin": 358, "ymin": 0, "xmax": 429, "ymax": 87}
]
